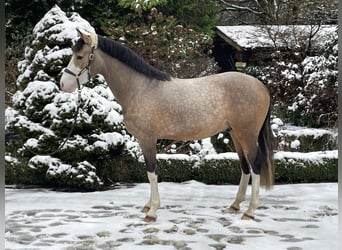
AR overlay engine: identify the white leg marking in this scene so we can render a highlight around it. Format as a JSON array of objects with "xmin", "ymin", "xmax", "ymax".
[
  {"xmin": 243, "ymin": 169, "xmax": 260, "ymax": 219},
  {"xmin": 230, "ymin": 172, "xmax": 250, "ymax": 211},
  {"xmin": 145, "ymin": 172, "xmax": 160, "ymax": 219}
]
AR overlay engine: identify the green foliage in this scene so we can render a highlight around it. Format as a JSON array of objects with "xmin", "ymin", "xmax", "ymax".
[
  {"xmin": 105, "ymin": 7, "xmax": 218, "ymax": 79},
  {"xmin": 161, "ymin": 0, "xmax": 220, "ymax": 35},
  {"xmin": 275, "ymin": 158, "xmax": 337, "ymax": 183},
  {"xmin": 118, "ymin": 0, "xmax": 168, "ymax": 10},
  {"xmin": 210, "ymin": 131, "xmax": 235, "ymax": 154}
]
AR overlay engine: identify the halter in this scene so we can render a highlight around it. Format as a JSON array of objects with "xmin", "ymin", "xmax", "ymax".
[{"xmin": 63, "ymin": 46, "xmax": 96, "ymax": 92}]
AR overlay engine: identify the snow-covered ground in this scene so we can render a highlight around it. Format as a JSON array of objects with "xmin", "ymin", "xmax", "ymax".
[{"xmin": 5, "ymin": 181, "xmax": 338, "ymax": 250}]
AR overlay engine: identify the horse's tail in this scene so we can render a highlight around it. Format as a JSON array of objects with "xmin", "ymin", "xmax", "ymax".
[{"xmin": 256, "ymin": 107, "xmax": 275, "ymax": 189}]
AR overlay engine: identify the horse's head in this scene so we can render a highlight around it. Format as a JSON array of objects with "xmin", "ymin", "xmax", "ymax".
[{"xmin": 60, "ymin": 29, "xmax": 98, "ymax": 92}]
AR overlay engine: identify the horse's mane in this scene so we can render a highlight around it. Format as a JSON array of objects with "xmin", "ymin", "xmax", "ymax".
[{"xmin": 74, "ymin": 36, "xmax": 171, "ymax": 81}]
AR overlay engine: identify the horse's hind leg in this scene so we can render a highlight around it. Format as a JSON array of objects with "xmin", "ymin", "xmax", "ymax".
[
  {"xmin": 241, "ymin": 139, "xmax": 261, "ymax": 220},
  {"xmin": 229, "ymin": 135, "xmax": 250, "ymax": 212},
  {"xmin": 140, "ymin": 138, "xmax": 160, "ymax": 222},
  {"xmin": 229, "ymin": 133, "xmax": 260, "ymax": 220}
]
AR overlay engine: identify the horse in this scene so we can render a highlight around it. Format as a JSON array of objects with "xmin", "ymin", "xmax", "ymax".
[{"xmin": 60, "ymin": 29, "xmax": 274, "ymax": 222}]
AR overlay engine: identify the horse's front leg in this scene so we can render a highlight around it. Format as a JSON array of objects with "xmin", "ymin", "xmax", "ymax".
[
  {"xmin": 142, "ymin": 172, "xmax": 160, "ymax": 222},
  {"xmin": 140, "ymin": 140, "xmax": 160, "ymax": 222}
]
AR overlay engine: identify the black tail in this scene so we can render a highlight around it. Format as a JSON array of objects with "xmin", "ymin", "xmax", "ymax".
[{"xmin": 255, "ymin": 107, "xmax": 275, "ymax": 189}]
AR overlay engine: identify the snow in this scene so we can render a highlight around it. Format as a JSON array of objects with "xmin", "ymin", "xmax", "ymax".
[
  {"xmin": 33, "ymin": 5, "xmax": 94, "ymax": 44},
  {"xmin": 216, "ymin": 25, "xmax": 337, "ymax": 49},
  {"xmin": 290, "ymin": 139, "xmax": 301, "ymax": 149},
  {"xmin": 278, "ymin": 126, "xmax": 337, "ymax": 139},
  {"xmin": 5, "ymin": 181, "xmax": 338, "ymax": 250},
  {"xmin": 274, "ymin": 150, "xmax": 337, "ymax": 163},
  {"xmin": 13, "ymin": 115, "xmax": 55, "ymax": 136}
]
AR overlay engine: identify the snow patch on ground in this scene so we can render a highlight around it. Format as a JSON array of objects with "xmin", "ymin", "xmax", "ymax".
[{"xmin": 5, "ymin": 182, "xmax": 338, "ymax": 250}]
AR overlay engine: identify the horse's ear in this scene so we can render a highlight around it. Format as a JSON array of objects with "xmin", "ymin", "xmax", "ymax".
[{"xmin": 76, "ymin": 28, "xmax": 92, "ymax": 45}]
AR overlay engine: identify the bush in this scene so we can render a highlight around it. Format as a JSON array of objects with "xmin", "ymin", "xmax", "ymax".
[
  {"xmin": 5, "ymin": 6, "xmax": 140, "ymax": 191},
  {"xmin": 244, "ymin": 27, "xmax": 337, "ymax": 128},
  {"xmin": 104, "ymin": 7, "xmax": 218, "ymax": 79}
]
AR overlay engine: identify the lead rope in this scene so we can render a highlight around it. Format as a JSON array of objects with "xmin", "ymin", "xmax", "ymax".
[{"xmin": 22, "ymin": 46, "xmax": 96, "ymax": 156}]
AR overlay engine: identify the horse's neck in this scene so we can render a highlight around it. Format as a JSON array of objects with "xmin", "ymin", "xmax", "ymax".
[{"xmin": 96, "ymin": 50, "xmax": 148, "ymax": 110}]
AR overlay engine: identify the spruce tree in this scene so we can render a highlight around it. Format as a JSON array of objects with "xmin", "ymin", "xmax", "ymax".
[{"xmin": 5, "ymin": 5, "xmax": 139, "ymax": 190}]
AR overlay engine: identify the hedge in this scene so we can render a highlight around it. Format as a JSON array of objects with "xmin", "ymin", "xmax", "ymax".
[
  {"xmin": 6, "ymin": 151, "xmax": 337, "ymax": 190},
  {"xmin": 103, "ymin": 151, "xmax": 338, "ymax": 185}
]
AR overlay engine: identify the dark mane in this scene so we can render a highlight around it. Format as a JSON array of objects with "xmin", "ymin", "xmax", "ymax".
[{"xmin": 96, "ymin": 36, "xmax": 171, "ymax": 81}]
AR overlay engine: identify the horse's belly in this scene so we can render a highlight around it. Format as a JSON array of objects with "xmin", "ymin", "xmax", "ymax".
[{"xmin": 157, "ymin": 117, "xmax": 227, "ymax": 141}]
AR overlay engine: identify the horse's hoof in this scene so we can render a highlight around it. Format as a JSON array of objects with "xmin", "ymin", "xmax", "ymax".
[
  {"xmin": 144, "ymin": 215, "xmax": 157, "ymax": 222},
  {"xmin": 228, "ymin": 205, "xmax": 240, "ymax": 213},
  {"xmin": 141, "ymin": 206, "xmax": 150, "ymax": 213},
  {"xmin": 241, "ymin": 213, "xmax": 255, "ymax": 220}
]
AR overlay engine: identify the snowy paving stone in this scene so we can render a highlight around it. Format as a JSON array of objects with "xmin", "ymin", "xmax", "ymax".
[
  {"xmin": 159, "ymin": 239, "xmax": 174, "ymax": 246},
  {"xmin": 51, "ymin": 232, "xmax": 68, "ymax": 238},
  {"xmin": 246, "ymin": 228, "xmax": 264, "ymax": 234},
  {"xmin": 125, "ymin": 213, "xmax": 141, "ymax": 219},
  {"xmin": 77, "ymin": 235, "xmax": 95, "ymax": 240},
  {"xmin": 30, "ymin": 227, "xmax": 42, "ymax": 232},
  {"xmin": 217, "ymin": 217, "xmax": 232, "ymax": 227},
  {"xmin": 122, "ymin": 204, "xmax": 135, "ymax": 208},
  {"xmin": 228, "ymin": 226, "xmax": 243, "ymax": 233},
  {"xmin": 207, "ymin": 234, "xmax": 227, "ymax": 242},
  {"xmin": 285, "ymin": 206, "xmax": 300, "ymax": 210},
  {"xmin": 169, "ymin": 218, "xmax": 189, "ymax": 224},
  {"xmin": 95, "ymin": 240, "xmax": 122, "ymax": 249},
  {"xmin": 226, "ymin": 235, "xmax": 244, "ymax": 244},
  {"xmin": 182, "ymin": 228, "xmax": 197, "ymax": 235},
  {"xmin": 143, "ymin": 227, "xmax": 160, "ymax": 234},
  {"xmin": 196, "ymin": 228, "xmax": 209, "ymax": 233},
  {"xmin": 92, "ymin": 205, "xmax": 117, "ymax": 210},
  {"xmin": 164, "ymin": 224, "xmax": 179, "ymax": 233},
  {"xmin": 140, "ymin": 235, "xmax": 160, "ymax": 245},
  {"xmin": 36, "ymin": 212, "xmax": 55, "ymax": 218},
  {"xmin": 173, "ymin": 240, "xmax": 188, "ymax": 248},
  {"xmin": 17, "ymin": 233, "xmax": 36, "ymax": 244},
  {"xmin": 273, "ymin": 204, "xmax": 285, "ymax": 209},
  {"xmin": 208, "ymin": 243, "xmax": 227, "ymax": 250},
  {"xmin": 93, "ymin": 212, "xmax": 118, "ymax": 218},
  {"xmin": 119, "ymin": 228, "xmax": 134, "ymax": 233},
  {"xmin": 281, "ymin": 238, "xmax": 306, "ymax": 243},
  {"xmin": 117, "ymin": 237, "xmax": 135, "ymax": 243},
  {"xmin": 301, "ymin": 224, "xmax": 320, "ymax": 229},
  {"xmin": 279, "ymin": 234, "xmax": 295, "ymax": 239},
  {"xmin": 287, "ymin": 247, "xmax": 303, "ymax": 250},
  {"xmin": 127, "ymin": 222, "xmax": 146, "ymax": 228},
  {"xmin": 264, "ymin": 229, "xmax": 279, "ymax": 236},
  {"xmin": 49, "ymin": 221, "xmax": 64, "ymax": 226},
  {"xmin": 165, "ymin": 204, "xmax": 182, "ymax": 209},
  {"xmin": 33, "ymin": 242, "xmax": 53, "ymax": 247},
  {"xmin": 96, "ymin": 231, "xmax": 111, "ymax": 237}
]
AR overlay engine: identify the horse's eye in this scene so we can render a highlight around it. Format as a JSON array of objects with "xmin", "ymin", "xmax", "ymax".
[{"xmin": 76, "ymin": 55, "xmax": 84, "ymax": 60}]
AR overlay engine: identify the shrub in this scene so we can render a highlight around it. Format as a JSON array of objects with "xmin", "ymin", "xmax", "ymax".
[{"xmin": 5, "ymin": 6, "xmax": 140, "ymax": 190}]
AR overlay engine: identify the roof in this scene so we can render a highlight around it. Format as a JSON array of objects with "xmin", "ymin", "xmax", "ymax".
[{"xmin": 216, "ymin": 25, "xmax": 337, "ymax": 51}]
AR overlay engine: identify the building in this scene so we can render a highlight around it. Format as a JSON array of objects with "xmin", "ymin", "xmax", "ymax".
[{"xmin": 213, "ymin": 25, "xmax": 336, "ymax": 72}]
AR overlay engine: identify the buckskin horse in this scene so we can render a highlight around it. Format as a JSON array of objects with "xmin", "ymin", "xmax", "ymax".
[{"xmin": 60, "ymin": 29, "xmax": 274, "ymax": 222}]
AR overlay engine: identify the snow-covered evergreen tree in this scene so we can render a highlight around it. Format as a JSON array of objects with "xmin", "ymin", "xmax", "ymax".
[
  {"xmin": 5, "ymin": 5, "xmax": 140, "ymax": 190},
  {"xmin": 289, "ymin": 27, "xmax": 338, "ymax": 127}
]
